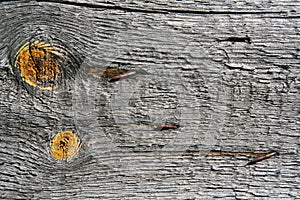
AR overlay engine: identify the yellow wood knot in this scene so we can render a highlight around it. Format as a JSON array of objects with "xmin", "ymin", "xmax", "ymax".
[
  {"xmin": 14, "ymin": 41, "xmax": 62, "ymax": 90},
  {"xmin": 50, "ymin": 131, "xmax": 81, "ymax": 160}
]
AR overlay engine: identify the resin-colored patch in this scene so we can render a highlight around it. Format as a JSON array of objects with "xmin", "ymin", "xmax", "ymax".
[
  {"xmin": 50, "ymin": 131, "xmax": 81, "ymax": 160},
  {"xmin": 14, "ymin": 41, "xmax": 62, "ymax": 90}
]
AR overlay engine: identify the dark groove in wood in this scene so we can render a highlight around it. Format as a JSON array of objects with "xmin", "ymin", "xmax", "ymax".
[{"xmin": 33, "ymin": 0, "xmax": 288, "ymax": 15}]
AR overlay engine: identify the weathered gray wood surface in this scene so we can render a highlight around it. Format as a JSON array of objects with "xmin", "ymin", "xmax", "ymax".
[{"xmin": 0, "ymin": 0, "xmax": 299, "ymax": 199}]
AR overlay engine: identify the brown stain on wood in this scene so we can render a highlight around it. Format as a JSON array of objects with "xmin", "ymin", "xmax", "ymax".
[
  {"xmin": 157, "ymin": 123, "xmax": 180, "ymax": 131},
  {"xmin": 89, "ymin": 67, "xmax": 136, "ymax": 82},
  {"xmin": 246, "ymin": 151, "xmax": 279, "ymax": 165},
  {"xmin": 90, "ymin": 67, "xmax": 128, "ymax": 78},
  {"xmin": 101, "ymin": 67, "xmax": 129, "ymax": 78},
  {"xmin": 109, "ymin": 71, "xmax": 136, "ymax": 82}
]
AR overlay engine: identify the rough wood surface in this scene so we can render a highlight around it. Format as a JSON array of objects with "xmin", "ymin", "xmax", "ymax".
[{"xmin": 0, "ymin": 1, "xmax": 299, "ymax": 199}]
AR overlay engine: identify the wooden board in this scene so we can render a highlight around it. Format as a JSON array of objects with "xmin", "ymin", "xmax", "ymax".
[{"xmin": 0, "ymin": 0, "xmax": 299, "ymax": 199}]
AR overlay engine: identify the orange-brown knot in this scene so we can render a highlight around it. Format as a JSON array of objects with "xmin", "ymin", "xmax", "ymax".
[
  {"xmin": 14, "ymin": 41, "xmax": 62, "ymax": 90},
  {"xmin": 49, "ymin": 131, "xmax": 81, "ymax": 160}
]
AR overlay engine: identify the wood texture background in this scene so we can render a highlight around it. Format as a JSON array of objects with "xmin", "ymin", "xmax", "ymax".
[{"xmin": 0, "ymin": 0, "xmax": 299, "ymax": 199}]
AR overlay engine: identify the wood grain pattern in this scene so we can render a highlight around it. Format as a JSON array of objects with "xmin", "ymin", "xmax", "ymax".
[{"xmin": 0, "ymin": 0, "xmax": 299, "ymax": 199}]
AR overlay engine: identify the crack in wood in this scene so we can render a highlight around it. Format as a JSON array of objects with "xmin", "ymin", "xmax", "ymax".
[
  {"xmin": 218, "ymin": 36, "xmax": 251, "ymax": 44},
  {"xmin": 33, "ymin": 0, "xmax": 287, "ymax": 15}
]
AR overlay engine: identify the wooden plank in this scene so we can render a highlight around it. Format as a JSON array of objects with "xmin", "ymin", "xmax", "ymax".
[{"xmin": 0, "ymin": 0, "xmax": 299, "ymax": 199}]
